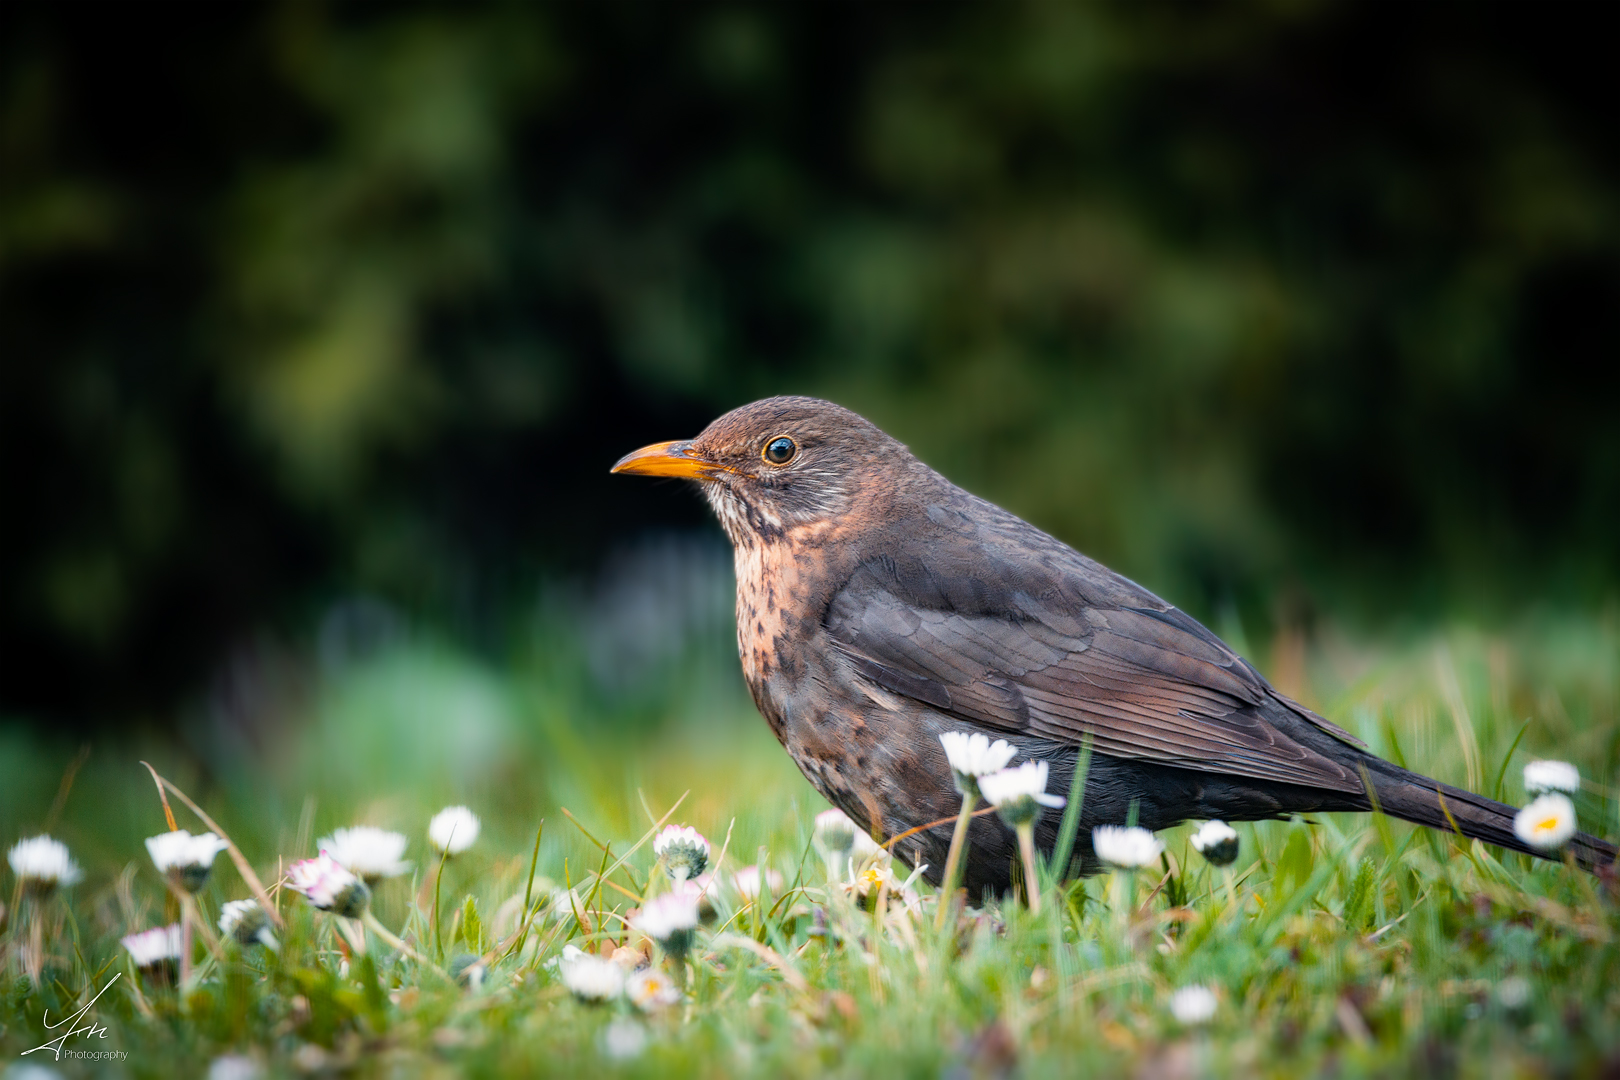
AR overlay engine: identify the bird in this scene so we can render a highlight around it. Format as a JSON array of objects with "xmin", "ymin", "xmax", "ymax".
[{"xmin": 612, "ymin": 396, "xmax": 1615, "ymax": 894}]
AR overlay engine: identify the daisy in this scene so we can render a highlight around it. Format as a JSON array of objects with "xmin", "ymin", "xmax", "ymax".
[
  {"xmin": 978, "ymin": 761, "xmax": 1066, "ymax": 828},
  {"xmin": 633, "ymin": 891, "xmax": 700, "ymax": 960},
  {"xmin": 1092, "ymin": 825, "xmax": 1164, "ymax": 869},
  {"xmin": 813, "ymin": 808, "xmax": 857, "ymax": 858},
  {"xmin": 318, "ymin": 826, "xmax": 411, "ymax": 883},
  {"xmin": 286, "ymin": 852, "xmax": 370, "ymax": 918},
  {"xmin": 938, "ymin": 731, "xmax": 1019, "ymax": 798},
  {"xmin": 122, "ymin": 924, "xmax": 183, "ymax": 970},
  {"xmin": 219, "ymin": 898, "xmax": 278, "ymax": 949},
  {"xmin": 146, "ymin": 829, "xmax": 229, "ymax": 893},
  {"xmin": 559, "ymin": 948, "xmax": 624, "ymax": 1003},
  {"xmin": 978, "ymin": 760, "xmax": 1066, "ymax": 915},
  {"xmin": 1513, "ymin": 793, "xmax": 1577, "ymax": 851},
  {"xmin": 1189, "ymin": 821, "xmax": 1240, "ymax": 867},
  {"xmin": 626, "ymin": 967, "xmax": 681, "ymax": 1011},
  {"xmin": 1523, "ymin": 760, "xmax": 1580, "ymax": 797},
  {"xmin": 652, "ymin": 825, "xmax": 710, "ymax": 882},
  {"xmin": 1170, "ymin": 984, "xmax": 1218, "ymax": 1025},
  {"xmin": 427, "ymin": 806, "xmax": 481, "ymax": 855},
  {"xmin": 7, "ymin": 834, "xmax": 83, "ymax": 895}
]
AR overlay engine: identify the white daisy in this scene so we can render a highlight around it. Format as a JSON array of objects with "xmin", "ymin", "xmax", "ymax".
[
  {"xmin": 145, "ymin": 830, "xmax": 229, "ymax": 892},
  {"xmin": 1092, "ymin": 825, "xmax": 1165, "ymax": 869},
  {"xmin": 633, "ymin": 891, "xmax": 700, "ymax": 941},
  {"xmin": 1169, "ymin": 984, "xmax": 1218, "ymax": 1024},
  {"xmin": 1189, "ymin": 820, "xmax": 1240, "ymax": 867},
  {"xmin": 1523, "ymin": 760, "xmax": 1580, "ymax": 797},
  {"xmin": 978, "ymin": 760, "xmax": 1066, "ymax": 827},
  {"xmin": 626, "ymin": 967, "xmax": 681, "ymax": 1011},
  {"xmin": 652, "ymin": 825, "xmax": 710, "ymax": 882},
  {"xmin": 218, "ymin": 898, "xmax": 277, "ymax": 948},
  {"xmin": 318, "ymin": 826, "xmax": 411, "ymax": 882},
  {"xmin": 559, "ymin": 949, "xmax": 624, "ymax": 1003},
  {"xmin": 122, "ymin": 924, "xmax": 182, "ymax": 969},
  {"xmin": 427, "ymin": 806, "xmax": 481, "ymax": 855},
  {"xmin": 7, "ymin": 834, "xmax": 84, "ymax": 893},
  {"xmin": 939, "ymin": 731, "xmax": 1019, "ymax": 797},
  {"xmin": 286, "ymin": 852, "xmax": 369, "ymax": 917},
  {"xmin": 1513, "ymin": 793, "xmax": 1577, "ymax": 850}
]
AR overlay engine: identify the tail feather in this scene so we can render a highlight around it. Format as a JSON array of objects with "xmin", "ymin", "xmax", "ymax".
[{"xmin": 1368, "ymin": 764, "xmax": 1616, "ymax": 871}]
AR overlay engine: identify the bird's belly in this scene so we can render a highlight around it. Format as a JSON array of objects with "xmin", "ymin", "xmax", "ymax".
[{"xmin": 748, "ymin": 656, "xmax": 975, "ymax": 874}]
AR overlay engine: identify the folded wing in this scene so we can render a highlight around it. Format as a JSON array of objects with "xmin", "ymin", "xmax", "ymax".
[{"xmin": 825, "ymin": 552, "xmax": 1364, "ymax": 793}]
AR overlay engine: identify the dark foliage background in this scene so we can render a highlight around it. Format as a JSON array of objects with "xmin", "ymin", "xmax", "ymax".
[{"xmin": 2, "ymin": 0, "xmax": 1616, "ymax": 729}]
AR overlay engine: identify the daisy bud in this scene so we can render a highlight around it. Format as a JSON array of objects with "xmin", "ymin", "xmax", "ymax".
[
  {"xmin": 145, "ymin": 829, "xmax": 229, "ymax": 893},
  {"xmin": 286, "ymin": 853, "xmax": 370, "ymax": 918},
  {"xmin": 978, "ymin": 760, "xmax": 1066, "ymax": 828},
  {"xmin": 652, "ymin": 825, "xmax": 710, "ymax": 883},
  {"xmin": 938, "ymin": 731, "xmax": 1018, "ymax": 799},
  {"xmin": 7, "ymin": 834, "xmax": 83, "ymax": 897},
  {"xmin": 317, "ymin": 826, "xmax": 411, "ymax": 884},
  {"xmin": 1523, "ymin": 760, "xmax": 1580, "ymax": 797},
  {"xmin": 428, "ymin": 806, "xmax": 481, "ymax": 856},
  {"xmin": 1189, "ymin": 821, "xmax": 1240, "ymax": 868},
  {"xmin": 1092, "ymin": 825, "xmax": 1165, "ymax": 869},
  {"xmin": 1513, "ymin": 793, "xmax": 1577, "ymax": 851}
]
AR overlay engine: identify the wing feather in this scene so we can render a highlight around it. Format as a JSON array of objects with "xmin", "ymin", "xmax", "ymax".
[{"xmin": 826, "ymin": 556, "xmax": 1362, "ymax": 792}]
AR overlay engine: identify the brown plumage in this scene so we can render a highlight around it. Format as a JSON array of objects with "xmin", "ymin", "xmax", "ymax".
[{"xmin": 613, "ymin": 396, "xmax": 1614, "ymax": 894}]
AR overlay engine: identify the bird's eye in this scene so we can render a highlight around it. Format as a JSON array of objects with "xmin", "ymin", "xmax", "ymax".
[{"xmin": 762, "ymin": 436, "xmax": 797, "ymax": 465}]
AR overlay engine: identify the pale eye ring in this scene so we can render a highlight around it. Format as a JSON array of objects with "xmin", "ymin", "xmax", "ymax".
[{"xmin": 762, "ymin": 436, "xmax": 797, "ymax": 465}]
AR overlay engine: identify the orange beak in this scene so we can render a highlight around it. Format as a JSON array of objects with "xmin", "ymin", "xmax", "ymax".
[{"xmin": 610, "ymin": 440, "xmax": 732, "ymax": 480}]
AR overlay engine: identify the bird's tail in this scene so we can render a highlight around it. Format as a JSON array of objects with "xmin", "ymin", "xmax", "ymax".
[{"xmin": 1366, "ymin": 762, "xmax": 1615, "ymax": 871}]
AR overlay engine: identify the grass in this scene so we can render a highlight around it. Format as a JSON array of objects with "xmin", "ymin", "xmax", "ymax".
[{"xmin": 2, "ymin": 603, "xmax": 1618, "ymax": 1078}]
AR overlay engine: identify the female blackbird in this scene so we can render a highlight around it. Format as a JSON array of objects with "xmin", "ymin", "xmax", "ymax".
[{"xmin": 613, "ymin": 396, "xmax": 1614, "ymax": 893}]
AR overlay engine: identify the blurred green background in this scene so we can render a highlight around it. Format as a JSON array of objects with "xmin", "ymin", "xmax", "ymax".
[{"xmin": 1, "ymin": 0, "xmax": 1616, "ymax": 742}]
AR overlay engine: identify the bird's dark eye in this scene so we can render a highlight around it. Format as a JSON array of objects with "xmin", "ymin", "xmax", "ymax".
[{"xmin": 763, "ymin": 436, "xmax": 797, "ymax": 465}]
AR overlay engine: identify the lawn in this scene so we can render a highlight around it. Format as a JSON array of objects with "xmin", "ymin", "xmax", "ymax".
[{"xmin": 2, "ymin": 605, "xmax": 1617, "ymax": 1078}]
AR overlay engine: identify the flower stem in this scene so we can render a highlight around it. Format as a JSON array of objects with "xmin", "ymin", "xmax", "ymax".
[
  {"xmin": 26, "ymin": 901, "xmax": 44, "ymax": 985},
  {"xmin": 179, "ymin": 899, "xmax": 194, "ymax": 986},
  {"xmin": 363, "ymin": 910, "xmax": 447, "ymax": 978},
  {"xmin": 935, "ymin": 793, "xmax": 977, "ymax": 930},
  {"xmin": 1016, "ymin": 822, "xmax": 1041, "ymax": 916}
]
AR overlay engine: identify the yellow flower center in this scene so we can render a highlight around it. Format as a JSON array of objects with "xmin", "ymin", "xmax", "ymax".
[{"xmin": 1535, "ymin": 816, "xmax": 1560, "ymax": 832}]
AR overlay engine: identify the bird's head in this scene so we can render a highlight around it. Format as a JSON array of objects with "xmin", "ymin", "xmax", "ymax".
[{"xmin": 611, "ymin": 396, "xmax": 905, "ymax": 546}]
